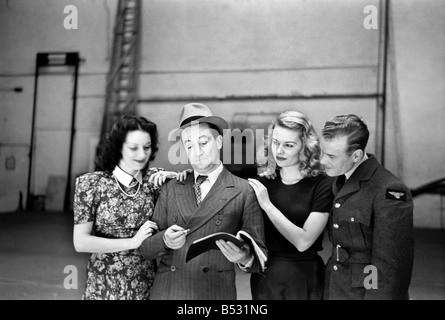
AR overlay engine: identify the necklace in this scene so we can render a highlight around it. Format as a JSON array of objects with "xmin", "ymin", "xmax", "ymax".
[{"xmin": 113, "ymin": 175, "xmax": 141, "ymax": 197}]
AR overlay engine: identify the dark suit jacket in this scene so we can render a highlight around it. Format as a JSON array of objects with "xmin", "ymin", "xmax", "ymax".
[
  {"xmin": 324, "ymin": 154, "xmax": 414, "ymax": 300},
  {"xmin": 140, "ymin": 167, "xmax": 267, "ymax": 300}
]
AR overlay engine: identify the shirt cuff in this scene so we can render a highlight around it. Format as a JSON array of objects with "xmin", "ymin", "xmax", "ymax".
[{"xmin": 237, "ymin": 254, "xmax": 254, "ymax": 271}]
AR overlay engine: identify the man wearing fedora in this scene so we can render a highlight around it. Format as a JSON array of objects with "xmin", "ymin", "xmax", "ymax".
[{"xmin": 140, "ymin": 103, "xmax": 267, "ymax": 300}]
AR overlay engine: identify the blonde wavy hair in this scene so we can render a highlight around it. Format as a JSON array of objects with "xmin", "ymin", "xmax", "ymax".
[{"xmin": 256, "ymin": 110, "xmax": 323, "ymax": 178}]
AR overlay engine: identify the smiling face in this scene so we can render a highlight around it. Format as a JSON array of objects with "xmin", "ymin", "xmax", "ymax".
[
  {"xmin": 271, "ymin": 125, "xmax": 302, "ymax": 168},
  {"xmin": 118, "ymin": 130, "xmax": 152, "ymax": 175},
  {"xmin": 181, "ymin": 123, "xmax": 222, "ymax": 174}
]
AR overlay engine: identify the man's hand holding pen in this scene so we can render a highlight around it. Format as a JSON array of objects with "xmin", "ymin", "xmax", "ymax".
[{"xmin": 163, "ymin": 224, "xmax": 190, "ymax": 249}]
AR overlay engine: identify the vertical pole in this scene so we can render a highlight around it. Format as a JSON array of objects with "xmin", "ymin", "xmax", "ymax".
[
  {"xmin": 26, "ymin": 55, "xmax": 40, "ymax": 210},
  {"xmin": 133, "ymin": 0, "xmax": 142, "ymax": 114},
  {"xmin": 381, "ymin": 0, "xmax": 390, "ymax": 166},
  {"xmin": 64, "ymin": 53, "xmax": 80, "ymax": 212},
  {"xmin": 376, "ymin": 0, "xmax": 389, "ymax": 166}
]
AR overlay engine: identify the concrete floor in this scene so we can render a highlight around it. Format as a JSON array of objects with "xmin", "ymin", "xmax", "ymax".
[{"xmin": 0, "ymin": 210, "xmax": 444, "ymax": 300}]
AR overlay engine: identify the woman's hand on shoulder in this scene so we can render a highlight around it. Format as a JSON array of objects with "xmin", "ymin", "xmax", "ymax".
[
  {"xmin": 258, "ymin": 167, "xmax": 277, "ymax": 180},
  {"xmin": 247, "ymin": 178, "xmax": 272, "ymax": 211},
  {"xmin": 176, "ymin": 168, "xmax": 193, "ymax": 182},
  {"xmin": 149, "ymin": 170, "xmax": 171, "ymax": 187},
  {"xmin": 149, "ymin": 168, "xmax": 193, "ymax": 187}
]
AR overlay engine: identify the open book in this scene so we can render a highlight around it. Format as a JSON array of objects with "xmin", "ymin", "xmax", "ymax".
[{"xmin": 186, "ymin": 230, "xmax": 267, "ymax": 271}]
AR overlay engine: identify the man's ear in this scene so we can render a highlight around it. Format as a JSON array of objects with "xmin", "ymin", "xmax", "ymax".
[
  {"xmin": 352, "ymin": 149, "xmax": 364, "ymax": 163},
  {"xmin": 216, "ymin": 135, "xmax": 223, "ymax": 150}
]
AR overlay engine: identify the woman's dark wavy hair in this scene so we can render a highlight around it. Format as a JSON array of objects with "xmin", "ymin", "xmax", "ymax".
[{"xmin": 94, "ymin": 114, "xmax": 159, "ymax": 173}]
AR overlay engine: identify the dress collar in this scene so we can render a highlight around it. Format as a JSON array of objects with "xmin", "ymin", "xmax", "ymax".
[{"xmin": 112, "ymin": 165, "xmax": 143, "ymax": 187}]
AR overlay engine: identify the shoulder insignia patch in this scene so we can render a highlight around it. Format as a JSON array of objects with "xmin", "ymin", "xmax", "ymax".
[{"xmin": 386, "ymin": 189, "xmax": 407, "ymax": 201}]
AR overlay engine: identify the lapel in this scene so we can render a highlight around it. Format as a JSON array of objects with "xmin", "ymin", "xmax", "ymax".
[
  {"xmin": 335, "ymin": 154, "xmax": 380, "ymax": 200},
  {"xmin": 183, "ymin": 167, "xmax": 241, "ymax": 235},
  {"xmin": 174, "ymin": 173, "xmax": 198, "ymax": 224}
]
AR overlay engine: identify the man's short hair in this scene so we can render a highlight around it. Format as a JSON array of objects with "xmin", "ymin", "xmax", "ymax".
[{"xmin": 321, "ymin": 114, "xmax": 369, "ymax": 155}]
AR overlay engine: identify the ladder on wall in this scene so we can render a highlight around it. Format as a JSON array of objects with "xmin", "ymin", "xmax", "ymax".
[{"xmin": 99, "ymin": 0, "xmax": 142, "ymax": 144}]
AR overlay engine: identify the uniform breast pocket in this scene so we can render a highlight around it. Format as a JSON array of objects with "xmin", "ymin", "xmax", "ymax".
[{"xmin": 339, "ymin": 209, "xmax": 372, "ymax": 249}]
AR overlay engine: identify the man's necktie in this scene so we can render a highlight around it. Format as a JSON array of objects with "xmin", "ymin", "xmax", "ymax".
[
  {"xmin": 335, "ymin": 174, "xmax": 346, "ymax": 192},
  {"xmin": 194, "ymin": 175, "xmax": 208, "ymax": 205}
]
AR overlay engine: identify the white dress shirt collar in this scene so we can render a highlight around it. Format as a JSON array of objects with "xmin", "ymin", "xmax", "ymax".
[
  {"xmin": 112, "ymin": 165, "xmax": 143, "ymax": 187},
  {"xmin": 193, "ymin": 162, "xmax": 224, "ymax": 186}
]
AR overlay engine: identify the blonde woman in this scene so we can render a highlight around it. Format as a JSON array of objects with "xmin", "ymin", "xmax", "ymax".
[{"xmin": 248, "ymin": 110, "xmax": 334, "ymax": 300}]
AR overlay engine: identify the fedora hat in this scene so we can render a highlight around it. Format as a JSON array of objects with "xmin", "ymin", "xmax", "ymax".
[{"xmin": 178, "ymin": 103, "xmax": 228, "ymax": 135}]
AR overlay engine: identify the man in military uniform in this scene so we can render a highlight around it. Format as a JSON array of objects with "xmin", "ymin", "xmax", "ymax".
[{"xmin": 320, "ymin": 114, "xmax": 414, "ymax": 300}]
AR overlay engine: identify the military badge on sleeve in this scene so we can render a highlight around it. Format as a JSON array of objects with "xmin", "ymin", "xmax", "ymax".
[{"xmin": 386, "ymin": 189, "xmax": 407, "ymax": 201}]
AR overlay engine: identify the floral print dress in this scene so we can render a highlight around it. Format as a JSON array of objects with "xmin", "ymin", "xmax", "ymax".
[{"xmin": 73, "ymin": 168, "xmax": 162, "ymax": 300}]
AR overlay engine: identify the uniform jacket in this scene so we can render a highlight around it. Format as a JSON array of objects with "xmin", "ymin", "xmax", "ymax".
[
  {"xmin": 324, "ymin": 154, "xmax": 414, "ymax": 300},
  {"xmin": 140, "ymin": 167, "xmax": 267, "ymax": 300}
]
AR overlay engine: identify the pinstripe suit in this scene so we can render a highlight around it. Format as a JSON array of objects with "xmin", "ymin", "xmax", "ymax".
[{"xmin": 140, "ymin": 167, "xmax": 267, "ymax": 300}]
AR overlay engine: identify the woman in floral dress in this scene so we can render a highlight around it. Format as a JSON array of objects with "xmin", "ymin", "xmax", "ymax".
[{"xmin": 73, "ymin": 114, "xmax": 186, "ymax": 300}]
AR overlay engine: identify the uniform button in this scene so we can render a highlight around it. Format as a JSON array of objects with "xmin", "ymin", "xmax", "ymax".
[
  {"xmin": 174, "ymin": 216, "xmax": 178, "ymax": 223},
  {"xmin": 333, "ymin": 265, "xmax": 338, "ymax": 271},
  {"xmin": 215, "ymin": 219, "xmax": 222, "ymax": 226},
  {"xmin": 202, "ymin": 267, "xmax": 209, "ymax": 273},
  {"xmin": 334, "ymin": 203, "xmax": 341, "ymax": 208},
  {"xmin": 171, "ymin": 265, "xmax": 176, "ymax": 272},
  {"xmin": 350, "ymin": 217, "xmax": 355, "ymax": 222},
  {"xmin": 333, "ymin": 223, "xmax": 339, "ymax": 229}
]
